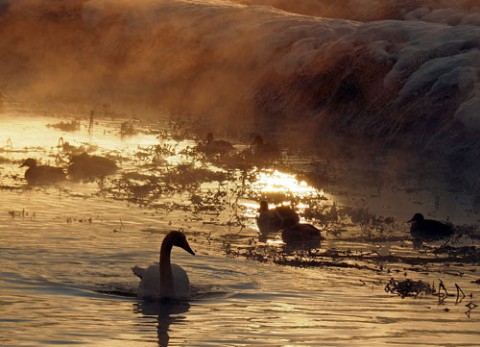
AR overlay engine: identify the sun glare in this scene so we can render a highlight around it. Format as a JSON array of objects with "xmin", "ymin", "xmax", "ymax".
[{"xmin": 252, "ymin": 169, "xmax": 320, "ymax": 198}]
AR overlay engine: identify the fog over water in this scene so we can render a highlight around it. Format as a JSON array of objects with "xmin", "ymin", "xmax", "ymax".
[
  {"xmin": 1, "ymin": 2, "xmax": 480, "ymax": 345},
  {"xmin": 1, "ymin": 0, "xmax": 480, "ymax": 169}
]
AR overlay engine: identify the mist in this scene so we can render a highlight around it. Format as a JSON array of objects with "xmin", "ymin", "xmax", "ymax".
[{"xmin": 1, "ymin": 0, "xmax": 480, "ymax": 166}]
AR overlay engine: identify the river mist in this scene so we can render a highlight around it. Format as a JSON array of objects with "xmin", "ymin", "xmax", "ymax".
[{"xmin": 1, "ymin": 0, "xmax": 480, "ymax": 186}]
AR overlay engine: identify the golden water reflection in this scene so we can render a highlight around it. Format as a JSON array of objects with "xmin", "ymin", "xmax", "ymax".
[
  {"xmin": 1, "ymin": 112, "xmax": 334, "ymax": 237},
  {"xmin": 1, "ymin": 112, "xmax": 480, "ymax": 346},
  {"xmin": 252, "ymin": 169, "xmax": 321, "ymax": 197},
  {"xmin": 245, "ymin": 168, "xmax": 331, "ymax": 227}
]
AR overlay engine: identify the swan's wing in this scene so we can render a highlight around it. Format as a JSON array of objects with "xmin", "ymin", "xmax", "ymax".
[
  {"xmin": 133, "ymin": 264, "xmax": 190, "ymax": 300},
  {"xmin": 172, "ymin": 263, "xmax": 191, "ymax": 299},
  {"xmin": 132, "ymin": 265, "xmax": 146, "ymax": 279}
]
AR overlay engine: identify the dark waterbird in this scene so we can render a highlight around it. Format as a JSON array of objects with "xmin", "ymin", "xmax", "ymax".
[
  {"xmin": 256, "ymin": 200, "xmax": 299, "ymax": 235},
  {"xmin": 407, "ymin": 213, "xmax": 454, "ymax": 241},
  {"xmin": 20, "ymin": 158, "xmax": 66, "ymax": 185},
  {"xmin": 67, "ymin": 152, "xmax": 118, "ymax": 180},
  {"xmin": 281, "ymin": 223, "xmax": 324, "ymax": 245},
  {"xmin": 132, "ymin": 231, "xmax": 195, "ymax": 300},
  {"xmin": 249, "ymin": 135, "xmax": 280, "ymax": 162},
  {"xmin": 198, "ymin": 132, "xmax": 234, "ymax": 156}
]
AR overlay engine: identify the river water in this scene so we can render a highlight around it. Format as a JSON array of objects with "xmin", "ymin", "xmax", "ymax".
[{"xmin": 1, "ymin": 111, "xmax": 479, "ymax": 346}]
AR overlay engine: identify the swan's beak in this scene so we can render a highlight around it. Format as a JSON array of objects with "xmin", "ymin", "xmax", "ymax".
[{"xmin": 182, "ymin": 242, "xmax": 195, "ymax": 256}]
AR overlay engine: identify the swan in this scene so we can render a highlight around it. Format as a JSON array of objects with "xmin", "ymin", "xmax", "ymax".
[
  {"xmin": 256, "ymin": 201, "xmax": 299, "ymax": 235},
  {"xmin": 407, "ymin": 213, "xmax": 454, "ymax": 241},
  {"xmin": 132, "ymin": 231, "xmax": 195, "ymax": 300},
  {"xmin": 20, "ymin": 158, "xmax": 66, "ymax": 185}
]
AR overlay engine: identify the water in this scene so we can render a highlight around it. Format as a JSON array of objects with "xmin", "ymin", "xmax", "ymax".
[
  {"xmin": 1, "ymin": 112, "xmax": 479, "ymax": 346},
  {"xmin": 1, "ymin": 1, "xmax": 480, "ymax": 345}
]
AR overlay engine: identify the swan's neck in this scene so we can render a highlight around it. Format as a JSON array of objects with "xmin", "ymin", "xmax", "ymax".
[{"xmin": 159, "ymin": 241, "xmax": 175, "ymax": 298}]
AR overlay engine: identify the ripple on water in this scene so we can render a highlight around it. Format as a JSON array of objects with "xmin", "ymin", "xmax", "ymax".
[{"xmin": 0, "ymin": 113, "xmax": 479, "ymax": 346}]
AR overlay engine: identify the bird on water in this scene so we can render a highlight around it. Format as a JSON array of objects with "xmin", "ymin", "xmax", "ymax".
[
  {"xmin": 132, "ymin": 231, "xmax": 195, "ymax": 300},
  {"xmin": 407, "ymin": 213, "xmax": 454, "ymax": 241},
  {"xmin": 67, "ymin": 152, "xmax": 118, "ymax": 180},
  {"xmin": 256, "ymin": 200, "xmax": 299, "ymax": 235},
  {"xmin": 198, "ymin": 132, "xmax": 234, "ymax": 156},
  {"xmin": 20, "ymin": 158, "xmax": 66, "ymax": 185},
  {"xmin": 249, "ymin": 135, "xmax": 280, "ymax": 162},
  {"xmin": 281, "ymin": 222, "xmax": 324, "ymax": 245},
  {"xmin": 256, "ymin": 201, "xmax": 323, "ymax": 245}
]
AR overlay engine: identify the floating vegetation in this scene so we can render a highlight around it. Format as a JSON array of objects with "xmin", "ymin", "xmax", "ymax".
[
  {"xmin": 385, "ymin": 277, "xmax": 435, "ymax": 298},
  {"xmin": 120, "ymin": 121, "xmax": 136, "ymax": 136},
  {"xmin": 46, "ymin": 119, "xmax": 80, "ymax": 132},
  {"xmin": 433, "ymin": 245, "xmax": 480, "ymax": 262},
  {"xmin": 8, "ymin": 208, "xmax": 35, "ymax": 218},
  {"xmin": 385, "ymin": 278, "xmax": 472, "ymax": 307},
  {"xmin": 66, "ymin": 217, "xmax": 93, "ymax": 224},
  {"xmin": 57, "ymin": 137, "xmax": 96, "ymax": 155},
  {"xmin": 455, "ymin": 224, "xmax": 480, "ymax": 240},
  {"xmin": 0, "ymin": 156, "xmax": 17, "ymax": 164},
  {"xmin": 465, "ymin": 302, "xmax": 478, "ymax": 318},
  {"xmin": 110, "ymin": 171, "xmax": 168, "ymax": 204},
  {"xmin": 163, "ymin": 164, "xmax": 229, "ymax": 190},
  {"xmin": 385, "ymin": 278, "xmax": 479, "ymax": 317}
]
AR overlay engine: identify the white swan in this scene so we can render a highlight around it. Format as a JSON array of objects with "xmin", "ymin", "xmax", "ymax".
[{"xmin": 132, "ymin": 231, "xmax": 195, "ymax": 300}]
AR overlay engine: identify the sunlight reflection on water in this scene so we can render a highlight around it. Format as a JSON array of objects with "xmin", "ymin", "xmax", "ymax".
[
  {"xmin": 1, "ymin": 112, "xmax": 479, "ymax": 346},
  {"xmin": 253, "ymin": 169, "xmax": 320, "ymax": 197}
]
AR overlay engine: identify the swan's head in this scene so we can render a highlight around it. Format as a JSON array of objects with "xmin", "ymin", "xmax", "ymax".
[
  {"xmin": 165, "ymin": 231, "xmax": 195, "ymax": 255},
  {"xmin": 20, "ymin": 158, "xmax": 38, "ymax": 168}
]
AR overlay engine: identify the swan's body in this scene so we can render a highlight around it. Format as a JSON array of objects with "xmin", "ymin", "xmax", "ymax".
[
  {"xmin": 133, "ymin": 263, "xmax": 190, "ymax": 299},
  {"xmin": 132, "ymin": 231, "xmax": 195, "ymax": 300},
  {"xmin": 20, "ymin": 158, "xmax": 66, "ymax": 185},
  {"xmin": 407, "ymin": 213, "xmax": 454, "ymax": 241}
]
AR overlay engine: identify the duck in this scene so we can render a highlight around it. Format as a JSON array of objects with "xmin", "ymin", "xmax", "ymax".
[
  {"xmin": 256, "ymin": 201, "xmax": 299, "ymax": 235},
  {"xmin": 68, "ymin": 152, "xmax": 118, "ymax": 180},
  {"xmin": 132, "ymin": 231, "xmax": 195, "ymax": 300},
  {"xmin": 407, "ymin": 213, "xmax": 454, "ymax": 241},
  {"xmin": 281, "ymin": 223, "xmax": 324, "ymax": 245},
  {"xmin": 249, "ymin": 135, "xmax": 280, "ymax": 162},
  {"xmin": 198, "ymin": 133, "xmax": 234, "ymax": 156},
  {"xmin": 20, "ymin": 158, "xmax": 66, "ymax": 185}
]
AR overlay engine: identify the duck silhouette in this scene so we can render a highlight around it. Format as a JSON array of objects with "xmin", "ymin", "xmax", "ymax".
[
  {"xmin": 249, "ymin": 135, "xmax": 280, "ymax": 162},
  {"xmin": 20, "ymin": 158, "xmax": 66, "ymax": 185},
  {"xmin": 407, "ymin": 213, "xmax": 454, "ymax": 241},
  {"xmin": 281, "ymin": 223, "xmax": 324, "ymax": 245},
  {"xmin": 68, "ymin": 152, "xmax": 118, "ymax": 180},
  {"xmin": 132, "ymin": 231, "xmax": 195, "ymax": 300},
  {"xmin": 198, "ymin": 133, "xmax": 234, "ymax": 156},
  {"xmin": 256, "ymin": 201, "xmax": 299, "ymax": 235}
]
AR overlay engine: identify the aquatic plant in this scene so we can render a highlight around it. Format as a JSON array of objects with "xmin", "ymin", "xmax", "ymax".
[
  {"xmin": 46, "ymin": 119, "xmax": 80, "ymax": 132},
  {"xmin": 384, "ymin": 278, "xmax": 435, "ymax": 298}
]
